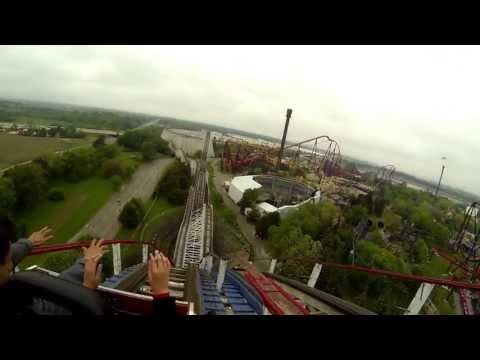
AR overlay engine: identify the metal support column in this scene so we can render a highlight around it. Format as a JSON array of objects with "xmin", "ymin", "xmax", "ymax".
[
  {"xmin": 268, "ymin": 259, "xmax": 278, "ymax": 274},
  {"xmin": 404, "ymin": 282, "xmax": 435, "ymax": 315},
  {"xmin": 216, "ymin": 259, "xmax": 228, "ymax": 291},
  {"xmin": 142, "ymin": 243, "xmax": 149, "ymax": 264},
  {"xmin": 307, "ymin": 263, "xmax": 323, "ymax": 288},
  {"xmin": 112, "ymin": 243, "xmax": 122, "ymax": 275}
]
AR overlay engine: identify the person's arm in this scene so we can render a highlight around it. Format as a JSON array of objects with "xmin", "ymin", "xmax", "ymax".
[
  {"xmin": 149, "ymin": 251, "xmax": 176, "ymax": 316},
  {"xmin": 11, "ymin": 238, "xmax": 33, "ymax": 266},
  {"xmin": 11, "ymin": 227, "xmax": 53, "ymax": 266},
  {"xmin": 152, "ymin": 292, "xmax": 176, "ymax": 316},
  {"xmin": 81, "ymin": 239, "xmax": 106, "ymax": 289}
]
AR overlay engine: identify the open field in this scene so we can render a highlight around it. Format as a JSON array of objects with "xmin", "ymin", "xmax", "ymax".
[
  {"xmin": 17, "ymin": 176, "xmax": 115, "ymax": 269},
  {"xmin": 0, "ymin": 133, "xmax": 93, "ymax": 169}
]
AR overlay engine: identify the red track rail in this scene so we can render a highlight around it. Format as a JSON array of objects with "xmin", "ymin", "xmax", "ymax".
[
  {"xmin": 244, "ymin": 271, "xmax": 309, "ymax": 315},
  {"xmin": 28, "ymin": 240, "xmax": 142, "ymax": 256},
  {"xmin": 253, "ymin": 256, "xmax": 480, "ymax": 291},
  {"xmin": 433, "ymin": 247, "xmax": 480, "ymax": 275},
  {"xmin": 27, "ymin": 240, "xmax": 176, "ymax": 266}
]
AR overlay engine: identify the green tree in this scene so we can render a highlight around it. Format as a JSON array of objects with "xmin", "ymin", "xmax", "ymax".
[
  {"xmin": 61, "ymin": 148, "xmax": 100, "ymax": 182},
  {"xmin": 368, "ymin": 230, "xmax": 385, "ymax": 246},
  {"xmin": 154, "ymin": 161, "xmax": 191, "ymax": 205},
  {"xmin": 47, "ymin": 187, "xmax": 65, "ymax": 201},
  {"xmin": 111, "ymin": 175, "xmax": 123, "ymax": 191},
  {"xmin": 255, "ymin": 211, "xmax": 280, "ymax": 239},
  {"xmin": 93, "ymin": 134, "xmax": 106, "ymax": 148},
  {"xmin": 345, "ymin": 205, "xmax": 368, "ymax": 226},
  {"xmin": 413, "ymin": 238, "xmax": 429, "ymax": 263},
  {"xmin": 96, "ymin": 144, "xmax": 119, "ymax": 159},
  {"xmin": 0, "ymin": 178, "xmax": 16, "ymax": 215},
  {"xmin": 153, "ymin": 138, "xmax": 170, "ymax": 155},
  {"xmin": 383, "ymin": 209, "xmax": 402, "ymax": 234},
  {"xmin": 42, "ymin": 250, "xmax": 81, "ymax": 273},
  {"xmin": 102, "ymin": 158, "xmax": 127, "ymax": 179},
  {"xmin": 118, "ymin": 198, "xmax": 145, "ymax": 229},
  {"xmin": 238, "ymin": 188, "xmax": 261, "ymax": 212},
  {"xmin": 141, "ymin": 141, "xmax": 157, "ymax": 161},
  {"xmin": 5, "ymin": 163, "xmax": 47, "ymax": 209}
]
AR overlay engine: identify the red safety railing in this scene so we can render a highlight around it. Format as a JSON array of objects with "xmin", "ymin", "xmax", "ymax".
[
  {"xmin": 28, "ymin": 240, "xmax": 176, "ymax": 267},
  {"xmin": 252, "ymin": 256, "xmax": 480, "ymax": 291}
]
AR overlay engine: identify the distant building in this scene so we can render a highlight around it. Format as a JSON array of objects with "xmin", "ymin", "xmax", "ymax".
[
  {"xmin": 227, "ymin": 174, "xmax": 321, "ymax": 219},
  {"xmin": 228, "ymin": 176, "xmax": 263, "ymax": 204}
]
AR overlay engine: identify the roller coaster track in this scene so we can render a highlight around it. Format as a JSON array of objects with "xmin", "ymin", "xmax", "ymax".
[
  {"xmin": 174, "ymin": 131, "xmax": 213, "ymax": 268},
  {"xmin": 222, "ymin": 135, "xmax": 342, "ymax": 177}
]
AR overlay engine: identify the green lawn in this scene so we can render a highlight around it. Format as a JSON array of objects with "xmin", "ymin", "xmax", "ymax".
[
  {"xmin": 17, "ymin": 176, "xmax": 115, "ymax": 269},
  {"xmin": 116, "ymin": 149, "xmax": 143, "ymax": 169},
  {"xmin": 17, "ymin": 177, "xmax": 115, "ymax": 245},
  {"xmin": 0, "ymin": 133, "xmax": 93, "ymax": 169}
]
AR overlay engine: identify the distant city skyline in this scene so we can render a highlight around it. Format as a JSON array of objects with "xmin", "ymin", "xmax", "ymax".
[{"xmin": 0, "ymin": 45, "xmax": 478, "ymax": 195}]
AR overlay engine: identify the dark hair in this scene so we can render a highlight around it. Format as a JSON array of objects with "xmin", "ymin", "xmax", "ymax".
[{"xmin": 0, "ymin": 216, "xmax": 16, "ymax": 265}]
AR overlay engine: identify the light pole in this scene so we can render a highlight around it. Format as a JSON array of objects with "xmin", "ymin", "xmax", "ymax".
[{"xmin": 434, "ymin": 157, "xmax": 447, "ymax": 198}]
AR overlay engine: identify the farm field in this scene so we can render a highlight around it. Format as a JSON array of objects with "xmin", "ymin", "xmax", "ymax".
[{"xmin": 0, "ymin": 133, "xmax": 93, "ymax": 169}]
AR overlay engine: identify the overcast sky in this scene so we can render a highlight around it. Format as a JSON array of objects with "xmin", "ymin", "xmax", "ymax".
[{"xmin": 0, "ymin": 45, "xmax": 478, "ymax": 195}]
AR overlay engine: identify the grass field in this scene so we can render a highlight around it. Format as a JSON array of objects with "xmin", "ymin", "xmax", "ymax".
[
  {"xmin": 0, "ymin": 133, "xmax": 93, "ymax": 169},
  {"xmin": 117, "ymin": 149, "xmax": 143, "ymax": 169},
  {"xmin": 17, "ymin": 176, "xmax": 115, "ymax": 269}
]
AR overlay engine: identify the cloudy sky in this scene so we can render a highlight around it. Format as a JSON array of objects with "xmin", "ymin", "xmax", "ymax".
[{"xmin": 0, "ymin": 45, "xmax": 478, "ymax": 194}]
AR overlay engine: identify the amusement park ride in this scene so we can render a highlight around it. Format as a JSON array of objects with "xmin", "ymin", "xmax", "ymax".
[{"xmin": 6, "ymin": 109, "xmax": 479, "ymax": 315}]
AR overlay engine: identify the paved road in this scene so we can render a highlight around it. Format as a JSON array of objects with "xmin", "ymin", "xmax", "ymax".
[
  {"xmin": 68, "ymin": 157, "xmax": 174, "ymax": 242},
  {"xmin": 209, "ymin": 159, "xmax": 270, "ymax": 272}
]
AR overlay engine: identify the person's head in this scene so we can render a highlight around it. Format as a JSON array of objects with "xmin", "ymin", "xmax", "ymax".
[{"xmin": 0, "ymin": 217, "xmax": 16, "ymax": 287}]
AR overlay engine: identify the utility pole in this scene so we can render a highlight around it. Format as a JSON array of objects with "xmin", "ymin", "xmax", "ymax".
[
  {"xmin": 276, "ymin": 108, "xmax": 292, "ymax": 169},
  {"xmin": 434, "ymin": 164, "xmax": 446, "ymax": 198}
]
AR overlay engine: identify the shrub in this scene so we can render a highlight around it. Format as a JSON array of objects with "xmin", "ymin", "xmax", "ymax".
[
  {"xmin": 42, "ymin": 250, "xmax": 81, "ymax": 273},
  {"xmin": 119, "ymin": 198, "xmax": 145, "ymax": 229},
  {"xmin": 111, "ymin": 175, "xmax": 123, "ymax": 191},
  {"xmin": 247, "ymin": 208, "xmax": 261, "ymax": 223},
  {"xmin": 48, "ymin": 187, "xmax": 65, "ymax": 202}
]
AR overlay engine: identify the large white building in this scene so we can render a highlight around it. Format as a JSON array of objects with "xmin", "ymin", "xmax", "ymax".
[
  {"xmin": 227, "ymin": 176, "xmax": 263, "ymax": 204},
  {"xmin": 227, "ymin": 175, "xmax": 321, "ymax": 218}
]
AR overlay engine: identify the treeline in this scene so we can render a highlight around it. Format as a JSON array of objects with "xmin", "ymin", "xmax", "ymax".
[
  {"xmin": 153, "ymin": 161, "xmax": 191, "ymax": 205},
  {"xmin": 0, "ymin": 100, "xmax": 153, "ymax": 130},
  {"xmin": 117, "ymin": 127, "xmax": 172, "ymax": 161},
  {"xmin": 0, "ymin": 143, "xmax": 129, "ymax": 217},
  {"xmin": 18, "ymin": 125, "xmax": 86, "ymax": 139}
]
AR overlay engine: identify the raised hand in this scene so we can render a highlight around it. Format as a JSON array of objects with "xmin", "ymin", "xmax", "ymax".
[
  {"xmin": 82, "ymin": 238, "xmax": 106, "ymax": 262},
  {"xmin": 148, "ymin": 250, "xmax": 171, "ymax": 294},
  {"xmin": 29, "ymin": 226, "xmax": 54, "ymax": 246},
  {"xmin": 82, "ymin": 239, "xmax": 106, "ymax": 289}
]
